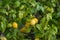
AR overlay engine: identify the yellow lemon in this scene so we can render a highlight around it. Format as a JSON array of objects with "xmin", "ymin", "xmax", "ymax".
[
  {"xmin": 0, "ymin": 36, "xmax": 7, "ymax": 40},
  {"xmin": 30, "ymin": 18, "xmax": 38, "ymax": 25},
  {"xmin": 25, "ymin": 22, "xmax": 30, "ymax": 28},
  {"xmin": 12, "ymin": 22, "xmax": 18, "ymax": 28},
  {"xmin": 20, "ymin": 27, "xmax": 27, "ymax": 33},
  {"xmin": 20, "ymin": 22, "xmax": 30, "ymax": 33},
  {"xmin": 35, "ymin": 38, "xmax": 39, "ymax": 40}
]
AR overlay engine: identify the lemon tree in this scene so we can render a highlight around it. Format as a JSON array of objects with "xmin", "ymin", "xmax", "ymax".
[{"xmin": 0, "ymin": 0, "xmax": 60, "ymax": 40}]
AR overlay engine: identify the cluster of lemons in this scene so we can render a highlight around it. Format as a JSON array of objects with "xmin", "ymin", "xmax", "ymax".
[
  {"xmin": 8, "ymin": 18, "xmax": 38, "ymax": 32},
  {"xmin": 6, "ymin": 18, "xmax": 39, "ymax": 40},
  {"xmin": 20, "ymin": 18, "xmax": 38, "ymax": 33},
  {"xmin": 0, "ymin": 18, "xmax": 39, "ymax": 40}
]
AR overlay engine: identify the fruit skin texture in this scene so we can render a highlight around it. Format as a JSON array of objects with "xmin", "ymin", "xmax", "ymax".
[
  {"xmin": 12, "ymin": 22, "xmax": 18, "ymax": 28},
  {"xmin": 30, "ymin": 18, "xmax": 38, "ymax": 26}
]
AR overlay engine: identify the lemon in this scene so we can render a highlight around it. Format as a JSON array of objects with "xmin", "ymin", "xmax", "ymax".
[
  {"xmin": 0, "ymin": 36, "xmax": 7, "ymax": 40},
  {"xmin": 30, "ymin": 18, "xmax": 38, "ymax": 25},
  {"xmin": 25, "ymin": 22, "xmax": 30, "ymax": 28},
  {"xmin": 20, "ymin": 27, "xmax": 27, "ymax": 33},
  {"xmin": 35, "ymin": 38, "xmax": 39, "ymax": 40},
  {"xmin": 12, "ymin": 22, "xmax": 18, "ymax": 28}
]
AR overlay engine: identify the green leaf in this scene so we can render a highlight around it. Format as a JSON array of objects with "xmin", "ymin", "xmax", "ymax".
[
  {"xmin": 14, "ymin": 1, "xmax": 20, "ymax": 8},
  {"xmin": 0, "ymin": 22, "xmax": 6, "ymax": 32},
  {"xmin": 18, "ymin": 11, "xmax": 24, "ymax": 19},
  {"xmin": 9, "ymin": 9, "xmax": 16, "ymax": 14},
  {"xmin": 46, "ymin": 13, "xmax": 52, "ymax": 21},
  {"xmin": 51, "ymin": 24, "xmax": 57, "ymax": 35},
  {"xmin": 36, "ymin": 24, "xmax": 42, "ymax": 31},
  {"xmin": 12, "ymin": 14, "xmax": 16, "ymax": 19},
  {"xmin": 0, "ymin": 9, "xmax": 7, "ymax": 14},
  {"xmin": 56, "ymin": 12, "xmax": 60, "ymax": 18},
  {"xmin": 25, "ymin": 27, "xmax": 32, "ymax": 33},
  {"xmin": 48, "ymin": 35, "xmax": 56, "ymax": 40}
]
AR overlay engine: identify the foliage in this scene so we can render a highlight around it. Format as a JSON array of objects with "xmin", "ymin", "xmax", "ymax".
[{"xmin": 0, "ymin": 0, "xmax": 60, "ymax": 40}]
